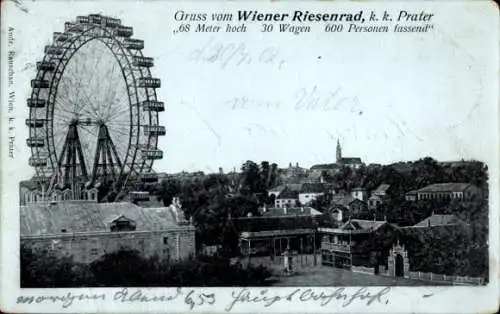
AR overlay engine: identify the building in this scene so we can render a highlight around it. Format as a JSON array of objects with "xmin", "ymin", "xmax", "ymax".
[
  {"xmin": 405, "ymin": 183, "xmax": 482, "ymax": 201},
  {"xmin": 351, "ymin": 187, "xmax": 368, "ymax": 201},
  {"xmin": 318, "ymin": 219, "xmax": 394, "ymax": 269},
  {"xmin": 331, "ymin": 193, "xmax": 355, "ymax": 209},
  {"xmin": 336, "ymin": 139, "xmax": 363, "ymax": 169},
  {"xmin": 232, "ymin": 216, "xmax": 318, "ymax": 260},
  {"xmin": 367, "ymin": 183, "xmax": 391, "ymax": 210},
  {"xmin": 268, "ymin": 183, "xmax": 302, "ymax": 199},
  {"xmin": 298, "ymin": 183, "xmax": 328, "ymax": 205},
  {"xmin": 274, "ymin": 190, "xmax": 300, "ymax": 208},
  {"xmin": 20, "ymin": 200, "xmax": 195, "ymax": 264},
  {"xmin": 322, "ymin": 204, "xmax": 349, "ymax": 224},
  {"xmin": 268, "ymin": 185, "xmax": 286, "ymax": 198},
  {"xmin": 349, "ymin": 199, "xmax": 369, "ymax": 216},
  {"xmin": 371, "ymin": 184, "xmax": 391, "ymax": 197},
  {"xmin": 368, "ymin": 194, "xmax": 383, "ymax": 210},
  {"xmin": 284, "ymin": 162, "xmax": 307, "ymax": 178},
  {"xmin": 309, "ymin": 139, "xmax": 364, "ymax": 178}
]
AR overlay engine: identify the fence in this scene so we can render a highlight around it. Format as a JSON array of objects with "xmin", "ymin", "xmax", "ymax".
[{"xmin": 408, "ymin": 271, "xmax": 485, "ymax": 285}]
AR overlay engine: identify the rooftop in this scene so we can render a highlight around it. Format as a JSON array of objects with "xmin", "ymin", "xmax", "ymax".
[
  {"xmin": 416, "ymin": 183, "xmax": 477, "ymax": 193},
  {"xmin": 410, "ymin": 214, "xmax": 466, "ymax": 228},
  {"xmin": 341, "ymin": 157, "xmax": 362, "ymax": 164},
  {"xmin": 262, "ymin": 206, "xmax": 322, "ymax": 217},
  {"xmin": 20, "ymin": 201, "xmax": 186, "ymax": 236},
  {"xmin": 277, "ymin": 190, "xmax": 299, "ymax": 199},
  {"xmin": 300, "ymin": 183, "xmax": 329, "ymax": 193},
  {"xmin": 232, "ymin": 216, "xmax": 317, "ymax": 233},
  {"xmin": 373, "ymin": 184, "xmax": 390, "ymax": 193}
]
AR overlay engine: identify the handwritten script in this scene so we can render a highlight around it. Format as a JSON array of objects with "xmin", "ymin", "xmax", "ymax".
[
  {"xmin": 190, "ymin": 36, "xmax": 286, "ymax": 69},
  {"xmin": 16, "ymin": 287, "xmax": 391, "ymax": 310}
]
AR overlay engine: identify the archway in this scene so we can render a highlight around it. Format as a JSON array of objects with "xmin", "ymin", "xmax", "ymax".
[
  {"xmin": 395, "ymin": 254, "xmax": 404, "ymax": 277},
  {"xmin": 387, "ymin": 241, "xmax": 410, "ymax": 278}
]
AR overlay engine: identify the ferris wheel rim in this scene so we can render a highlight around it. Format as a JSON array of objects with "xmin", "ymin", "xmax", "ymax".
[{"xmin": 26, "ymin": 14, "xmax": 164, "ymax": 191}]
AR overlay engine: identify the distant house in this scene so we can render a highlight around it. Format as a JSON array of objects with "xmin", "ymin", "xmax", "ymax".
[
  {"xmin": 405, "ymin": 183, "xmax": 482, "ymax": 201},
  {"xmin": 275, "ymin": 190, "xmax": 300, "ymax": 208},
  {"xmin": 351, "ymin": 187, "xmax": 368, "ymax": 201},
  {"xmin": 268, "ymin": 183, "xmax": 302, "ymax": 199},
  {"xmin": 372, "ymin": 184, "xmax": 391, "ymax": 197},
  {"xmin": 324, "ymin": 204, "xmax": 349, "ymax": 223},
  {"xmin": 283, "ymin": 162, "xmax": 307, "ymax": 178},
  {"xmin": 318, "ymin": 218, "xmax": 394, "ymax": 269},
  {"xmin": 367, "ymin": 184, "xmax": 391, "ymax": 210},
  {"xmin": 268, "ymin": 185, "xmax": 286, "ymax": 198},
  {"xmin": 368, "ymin": 194, "xmax": 383, "ymax": 210},
  {"xmin": 405, "ymin": 190, "xmax": 418, "ymax": 201},
  {"xmin": 298, "ymin": 183, "xmax": 328, "ymax": 205},
  {"xmin": 349, "ymin": 199, "xmax": 369, "ymax": 216},
  {"xmin": 332, "ymin": 194, "xmax": 355, "ymax": 209}
]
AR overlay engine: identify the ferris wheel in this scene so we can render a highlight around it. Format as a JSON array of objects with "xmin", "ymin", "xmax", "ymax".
[{"xmin": 26, "ymin": 14, "xmax": 165, "ymax": 197}]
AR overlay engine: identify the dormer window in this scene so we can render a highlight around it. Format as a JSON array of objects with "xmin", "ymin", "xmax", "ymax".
[{"xmin": 109, "ymin": 215, "xmax": 137, "ymax": 232}]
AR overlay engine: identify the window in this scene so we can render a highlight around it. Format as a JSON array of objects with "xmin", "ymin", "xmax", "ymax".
[{"xmin": 163, "ymin": 237, "xmax": 168, "ymax": 245}]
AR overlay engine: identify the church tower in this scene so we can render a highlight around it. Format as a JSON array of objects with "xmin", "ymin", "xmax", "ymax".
[{"xmin": 336, "ymin": 139, "xmax": 342, "ymax": 164}]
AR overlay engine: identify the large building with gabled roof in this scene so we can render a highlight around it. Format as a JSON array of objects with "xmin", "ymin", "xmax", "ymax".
[{"xmin": 20, "ymin": 200, "xmax": 195, "ymax": 263}]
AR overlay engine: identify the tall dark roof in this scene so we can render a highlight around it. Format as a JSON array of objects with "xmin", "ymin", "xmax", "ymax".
[
  {"xmin": 277, "ymin": 190, "xmax": 299, "ymax": 199},
  {"xmin": 300, "ymin": 183, "xmax": 328, "ymax": 193}
]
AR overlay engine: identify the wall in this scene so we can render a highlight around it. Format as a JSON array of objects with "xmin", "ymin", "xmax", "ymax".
[
  {"xmin": 299, "ymin": 192, "xmax": 323, "ymax": 205},
  {"xmin": 22, "ymin": 227, "xmax": 195, "ymax": 264}
]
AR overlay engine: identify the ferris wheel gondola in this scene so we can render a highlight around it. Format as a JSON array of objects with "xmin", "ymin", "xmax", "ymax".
[{"xmin": 26, "ymin": 14, "xmax": 165, "ymax": 197}]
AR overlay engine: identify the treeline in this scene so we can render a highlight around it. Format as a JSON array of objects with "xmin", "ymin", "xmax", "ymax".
[
  {"xmin": 323, "ymin": 157, "xmax": 488, "ymax": 198},
  {"xmin": 153, "ymin": 160, "xmax": 280, "ymax": 248},
  {"xmin": 21, "ymin": 246, "xmax": 272, "ymax": 288}
]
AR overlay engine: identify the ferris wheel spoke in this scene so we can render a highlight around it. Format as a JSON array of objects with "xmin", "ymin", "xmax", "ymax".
[
  {"xmin": 54, "ymin": 101, "xmax": 82, "ymax": 118},
  {"xmin": 106, "ymin": 106, "xmax": 133, "ymax": 122},
  {"xmin": 53, "ymin": 111, "xmax": 75, "ymax": 123},
  {"xmin": 108, "ymin": 129, "xmax": 131, "ymax": 142}
]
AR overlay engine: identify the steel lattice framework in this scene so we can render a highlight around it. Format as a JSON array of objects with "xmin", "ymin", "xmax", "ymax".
[{"xmin": 26, "ymin": 14, "xmax": 165, "ymax": 197}]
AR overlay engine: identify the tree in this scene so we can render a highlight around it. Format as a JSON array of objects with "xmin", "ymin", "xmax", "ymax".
[{"xmin": 157, "ymin": 178, "xmax": 181, "ymax": 206}]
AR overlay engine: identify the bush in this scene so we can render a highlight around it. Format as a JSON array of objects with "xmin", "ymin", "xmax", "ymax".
[{"xmin": 20, "ymin": 247, "xmax": 272, "ymax": 287}]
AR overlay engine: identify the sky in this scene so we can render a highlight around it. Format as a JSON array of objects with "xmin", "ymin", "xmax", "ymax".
[{"xmin": 2, "ymin": 1, "xmax": 498, "ymax": 178}]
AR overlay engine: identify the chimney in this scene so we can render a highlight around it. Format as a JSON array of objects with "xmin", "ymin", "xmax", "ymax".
[{"xmin": 219, "ymin": 167, "xmax": 224, "ymax": 174}]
